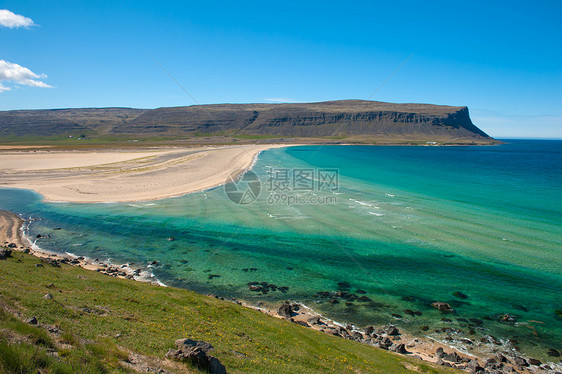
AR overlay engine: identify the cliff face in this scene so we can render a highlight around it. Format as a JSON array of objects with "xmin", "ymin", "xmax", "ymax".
[
  {"xmin": 121, "ymin": 100, "xmax": 490, "ymax": 139},
  {"xmin": 0, "ymin": 100, "xmax": 492, "ymax": 141}
]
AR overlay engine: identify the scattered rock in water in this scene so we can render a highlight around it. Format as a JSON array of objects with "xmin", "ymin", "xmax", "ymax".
[
  {"xmin": 512, "ymin": 304, "xmax": 528, "ymax": 312},
  {"xmin": 420, "ymin": 325, "xmax": 429, "ymax": 331},
  {"xmin": 35, "ymin": 263, "xmax": 43, "ymax": 267},
  {"xmin": 383, "ymin": 325, "xmax": 400, "ymax": 336},
  {"xmin": 498, "ymin": 313, "xmax": 518, "ymax": 324},
  {"xmin": 468, "ymin": 318, "xmax": 483, "ymax": 325},
  {"xmin": 286, "ymin": 267, "xmax": 293, "ymax": 270},
  {"xmin": 330, "ymin": 299, "xmax": 339, "ymax": 305},
  {"xmin": 53, "ymin": 227, "xmax": 62, "ymax": 230},
  {"xmin": 25, "ymin": 316, "xmax": 38, "ymax": 325},
  {"xmin": 432, "ymin": 302, "xmax": 454, "ymax": 312},
  {"xmin": 356, "ymin": 289, "xmax": 367, "ymax": 294},
  {"xmin": 547, "ymin": 348, "xmax": 560, "ymax": 357},
  {"xmin": 167, "ymin": 237, "xmax": 175, "ymax": 241},
  {"xmin": 207, "ymin": 274, "xmax": 220, "ymax": 280},
  {"xmin": 149, "ymin": 261, "xmax": 158, "ymax": 266},
  {"xmin": 277, "ymin": 302, "xmax": 293, "ymax": 318},
  {"xmin": 481, "ymin": 335, "xmax": 501, "ymax": 345},
  {"xmin": 166, "ymin": 338, "xmax": 226, "ymax": 374},
  {"xmin": 441, "ymin": 318, "xmax": 452, "ymax": 322},
  {"xmin": 453, "ymin": 291, "xmax": 468, "ymax": 299},
  {"xmin": 401, "ymin": 296, "xmax": 416, "ymax": 302},
  {"xmin": 365, "ymin": 326, "xmax": 374, "ymax": 335},
  {"xmin": 391, "ymin": 314, "xmax": 402, "ymax": 319},
  {"xmin": 315, "ymin": 291, "xmax": 330, "ymax": 298},
  {"xmin": 528, "ymin": 358, "xmax": 541, "ymax": 366},
  {"xmin": 43, "ymin": 293, "xmax": 52, "ymax": 300},
  {"xmin": 337, "ymin": 281, "xmax": 351, "ymax": 290},
  {"xmin": 246, "ymin": 282, "xmax": 287, "ymax": 294}
]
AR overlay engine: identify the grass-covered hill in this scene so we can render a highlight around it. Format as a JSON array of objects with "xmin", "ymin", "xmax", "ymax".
[
  {"xmin": 0, "ymin": 100, "xmax": 496, "ymax": 145},
  {"xmin": 0, "ymin": 250, "xmax": 456, "ymax": 373}
]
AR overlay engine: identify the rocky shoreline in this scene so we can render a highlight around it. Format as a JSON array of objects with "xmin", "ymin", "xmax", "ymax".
[{"xmin": 2, "ymin": 210, "xmax": 560, "ymax": 374}]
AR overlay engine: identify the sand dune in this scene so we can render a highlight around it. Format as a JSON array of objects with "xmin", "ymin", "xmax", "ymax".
[{"xmin": 0, "ymin": 145, "xmax": 288, "ymax": 203}]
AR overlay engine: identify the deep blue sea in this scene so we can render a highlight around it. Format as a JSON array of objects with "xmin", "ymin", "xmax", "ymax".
[{"xmin": 1, "ymin": 139, "xmax": 560, "ymax": 359}]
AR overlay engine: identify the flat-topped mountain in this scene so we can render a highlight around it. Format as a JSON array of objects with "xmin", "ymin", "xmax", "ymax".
[{"xmin": 0, "ymin": 100, "xmax": 494, "ymax": 144}]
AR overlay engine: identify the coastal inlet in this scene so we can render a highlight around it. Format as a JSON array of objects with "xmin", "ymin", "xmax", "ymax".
[{"xmin": 1, "ymin": 140, "xmax": 561, "ymax": 365}]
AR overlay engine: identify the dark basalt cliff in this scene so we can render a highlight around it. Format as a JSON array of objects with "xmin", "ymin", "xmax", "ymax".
[{"xmin": 0, "ymin": 100, "xmax": 492, "ymax": 142}]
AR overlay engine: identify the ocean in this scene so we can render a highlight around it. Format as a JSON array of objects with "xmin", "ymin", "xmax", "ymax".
[{"xmin": 1, "ymin": 139, "xmax": 560, "ymax": 359}]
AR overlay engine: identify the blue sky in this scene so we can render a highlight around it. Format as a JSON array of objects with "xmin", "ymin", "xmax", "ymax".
[{"xmin": 1, "ymin": 0, "xmax": 561, "ymax": 138}]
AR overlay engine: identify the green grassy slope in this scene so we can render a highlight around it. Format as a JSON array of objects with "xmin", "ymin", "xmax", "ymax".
[{"xmin": 0, "ymin": 251, "xmax": 457, "ymax": 373}]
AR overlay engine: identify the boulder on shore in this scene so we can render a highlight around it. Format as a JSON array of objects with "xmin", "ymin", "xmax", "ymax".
[{"xmin": 277, "ymin": 302, "xmax": 293, "ymax": 318}]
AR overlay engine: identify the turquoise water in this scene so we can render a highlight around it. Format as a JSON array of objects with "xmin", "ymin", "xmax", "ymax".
[{"xmin": 1, "ymin": 140, "xmax": 561, "ymax": 358}]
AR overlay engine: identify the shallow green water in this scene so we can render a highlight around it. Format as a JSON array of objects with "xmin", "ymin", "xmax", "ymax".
[{"xmin": 1, "ymin": 140, "xmax": 560, "ymax": 359}]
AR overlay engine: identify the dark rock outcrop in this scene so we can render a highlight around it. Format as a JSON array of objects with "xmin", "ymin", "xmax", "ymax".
[
  {"xmin": 277, "ymin": 302, "xmax": 293, "ymax": 318},
  {"xmin": 0, "ymin": 248, "xmax": 12, "ymax": 260},
  {"xmin": 390, "ymin": 343, "xmax": 408, "ymax": 354},
  {"xmin": 166, "ymin": 338, "xmax": 226, "ymax": 374}
]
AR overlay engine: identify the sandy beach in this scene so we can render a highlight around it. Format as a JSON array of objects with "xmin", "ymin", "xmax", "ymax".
[
  {"xmin": 0, "ymin": 210, "xmax": 29, "ymax": 248},
  {"xmin": 0, "ymin": 144, "xmax": 288, "ymax": 203}
]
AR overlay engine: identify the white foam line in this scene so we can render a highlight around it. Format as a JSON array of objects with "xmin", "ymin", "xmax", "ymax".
[{"xmin": 20, "ymin": 216, "xmax": 168, "ymax": 287}]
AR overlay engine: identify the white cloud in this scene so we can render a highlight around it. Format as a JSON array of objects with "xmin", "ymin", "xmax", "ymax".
[
  {"xmin": 0, "ymin": 60, "xmax": 52, "ymax": 92},
  {"xmin": 0, "ymin": 9, "xmax": 36, "ymax": 28}
]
